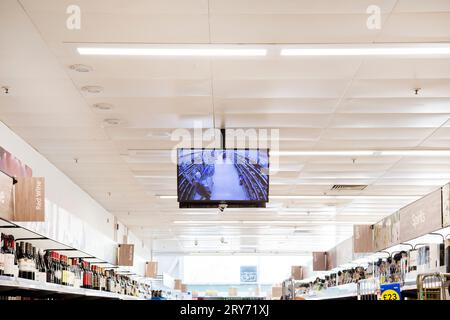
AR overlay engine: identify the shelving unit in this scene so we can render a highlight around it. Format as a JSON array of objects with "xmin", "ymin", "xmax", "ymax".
[
  {"xmin": 297, "ymin": 283, "xmax": 358, "ymax": 300},
  {"xmin": 234, "ymin": 154, "xmax": 268, "ymax": 201},
  {"xmin": 0, "ymin": 217, "xmax": 147, "ymax": 300},
  {"xmin": 296, "ymin": 268, "xmax": 447, "ymax": 300},
  {"xmin": 0, "ymin": 275, "xmax": 142, "ymax": 300}
]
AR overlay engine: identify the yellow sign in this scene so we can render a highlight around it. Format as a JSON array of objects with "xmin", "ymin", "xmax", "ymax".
[{"xmin": 381, "ymin": 289, "xmax": 400, "ymax": 300}]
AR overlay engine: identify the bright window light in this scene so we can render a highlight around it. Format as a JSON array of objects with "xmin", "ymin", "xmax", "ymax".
[{"xmin": 77, "ymin": 47, "xmax": 267, "ymax": 56}]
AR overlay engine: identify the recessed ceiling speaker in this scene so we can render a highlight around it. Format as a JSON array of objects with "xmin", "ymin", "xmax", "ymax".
[
  {"xmin": 81, "ymin": 85, "xmax": 103, "ymax": 93},
  {"xmin": 92, "ymin": 103, "xmax": 114, "ymax": 111},
  {"xmin": 69, "ymin": 64, "xmax": 93, "ymax": 72},
  {"xmin": 103, "ymin": 118, "xmax": 122, "ymax": 126}
]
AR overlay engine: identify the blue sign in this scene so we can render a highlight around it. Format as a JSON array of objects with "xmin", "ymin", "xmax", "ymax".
[
  {"xmin": 240, "ymin": 266, "xmax": 258, "ymax": 283},
  {"xmin": 380, "ymin": 283, "xmax": 402, "ymax": 300}
]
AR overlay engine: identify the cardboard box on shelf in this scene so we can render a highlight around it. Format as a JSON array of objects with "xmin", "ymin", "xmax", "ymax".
[
  {"xmin": 228, "ymin": 287, "xmax": 238, "ymax": 297},
  {"xmin": 271, "ymin": 286, "xmax": 282, "ymax": 298},
  {"xmin": 181, "ymin": 284, "xmax": 188, "ymax": 293},
  {"xmin": 174, "ymin": 279, "xmax": 182, "ymax": 290},
  {"xmin": 291, "ymin": 266, "xmax": 303, "ymax": 280},
  {"xmin": 353, "ymin": 224, "xmax": 374, "ymax": 253},
  {"xmin": 117, "ymin": 244, "xmax": 134, "ymax": 266},
  {"xmin": 313, "ymin": 252, "xmax": 327, "ymax": 271},
  {"xmin": 145, "ymin": 261, "xmax": 158, "ymax": 278}
]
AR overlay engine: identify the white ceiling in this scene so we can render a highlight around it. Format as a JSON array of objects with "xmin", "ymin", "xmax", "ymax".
[{"xmin": 1, "ymin": 0, "xmax": 450, "ymax": 255}]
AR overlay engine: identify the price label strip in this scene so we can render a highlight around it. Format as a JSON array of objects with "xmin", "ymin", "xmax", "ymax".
[{"xmin": 380, "ymin": 283, "xmax": 401, "ymax": 300}]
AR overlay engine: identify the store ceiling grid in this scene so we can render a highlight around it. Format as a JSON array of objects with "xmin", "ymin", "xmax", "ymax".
[{"xmin": 1, "ymin": 0, "xmax": 450, "ymax": 254}]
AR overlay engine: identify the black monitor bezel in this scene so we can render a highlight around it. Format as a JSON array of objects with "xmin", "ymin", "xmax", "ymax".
[{"xmin": 176, "ymin": 148, "xmax": 270, "ymax": 207}]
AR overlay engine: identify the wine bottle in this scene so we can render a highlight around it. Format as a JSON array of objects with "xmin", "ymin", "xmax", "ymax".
[
  {"xmin": 31, "ymin": 246, "xmax": 37, "ymax": 281},
  {"xmin": 36, "ymin": 249, "xmax": 46, "ymax": 283},
  {"xmin": 60, "ymin": 254, "xmax": 65, "ymax": 285},
  {"xmin": 2, "ymin": 234, "xmax": 16, "ymax": 277},
  {"xmin": 45, "ymin": 250, "xmax": 54, "ymax": 283},
  {"xmin": 27, "ymin": 243, "xmax": 35, "ymax": 280},
  {"xmin": 93, "ymin": 265, "xmax": 99, "ymax": 290},
  {"xmin": 81, "ymin": 260, "xmax": 91, "ymax": 289},
  {"xmin": 18, "ymin": 242, "xmax": 26, "ymax": 279},
  {"xmin": 54, "ymin": 252, "xmax": 61, "ymax": 285},
  {"xmin": 0, "ymin": 233, "xmax": 4, "ymax": 276}
]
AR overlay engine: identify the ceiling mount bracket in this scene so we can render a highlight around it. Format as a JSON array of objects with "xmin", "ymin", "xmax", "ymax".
[{"xmin": 220, "ymin": 128, "xmax": 226, "ymax": 149}]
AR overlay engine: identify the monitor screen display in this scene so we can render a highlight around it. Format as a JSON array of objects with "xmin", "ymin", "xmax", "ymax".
[{"xmin": 177, "ymin": 149, "xmax": 269, "ymax": 203}]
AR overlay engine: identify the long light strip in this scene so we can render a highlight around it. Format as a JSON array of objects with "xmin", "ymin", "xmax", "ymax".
[
  {"xmin": 270, "ymin": 195, "xmax": 419, "ymax": 200},
  {"xmin": 270, "ymin": 150, "xmax": 450, "ymax": 157},
  {"xmin": 280, "ymin": 47, "xmax": 450, "ymax": 56},
  {"xmin": 159, "ymin": 195, "xmax": 177, "ymax": 199},
  {"xmin": 77, "ymin": 47, "xmax": 267, "ymax": 56},
  {"xmin": 173, "ymin": 220, "xmax": 371, "ymax": 225},
  {"xmin": 77, "ymin": 45, "xmax": 450, "ymax": 57},
  {"xmin": 161, "ymin": 195, "xmax": 418, "ymax": 200},
  {"xmin": 173, "ymin": 220, "xmax": 240, "ymax": 224}
]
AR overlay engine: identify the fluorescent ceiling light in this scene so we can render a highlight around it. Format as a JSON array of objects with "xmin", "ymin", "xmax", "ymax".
[
  {"xmin": 173, "ymin": 220, "xmax": 368, "ymax": 225},
  {"xmin": 271, "ymin": 151, "xmax": 376, "ymax": 156},
  {"xmin": 271, "ymin": 150, "xmax": 450, "ymax": 157},
  {"xmin": 161, "ymin": 195, "xmax": 418, "ymax": 200},
  {"xmin": 280, "ymin": 46, "xmax": 450, "ymax": 56},
  {"xmin": 179, "ymin": 235, "xmax": 287, "ymax": 239},
  {"xmin": 135, "ymin": 175, "xmax": 175, "ymax": 179},
  {"xmin": 77, "ymin": 47, "xmax": 267, "ymax": 56},
  {"xmin": 278, "ymin": 211, "xmax": 335, "ymax": 215},
  {"xmin": 242, "ymin": 221, "xmax": 308, "ymax": 224},
  {"xmin": 177, "ymin": 212, "xmax": 218, "ymax": 215},
  {"xmin": 173, "ymin": 221, "xmax": 239, "ymax": 224},
  {"xmin": 380, "ymin": 150, "xmax": 450, "ymax": 156},
  {"xmin": 270, "ymin": 195, "xmax": 419, "ymax": 200}
]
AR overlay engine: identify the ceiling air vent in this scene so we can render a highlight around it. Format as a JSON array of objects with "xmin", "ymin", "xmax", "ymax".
[
  {"xmin": 293, "ymin": 230, "xmax": 312, "ymax": 234},
  {"xmin": 331, "ymin": 184, "xmax": 367, "ymax": 191}
]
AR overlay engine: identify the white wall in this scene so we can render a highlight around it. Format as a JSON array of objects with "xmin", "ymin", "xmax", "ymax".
[
  {"xmin": 0, "ymin": 122, "xmax": 115, "ymax": 238},
  {"xmin": 0, "ymin": 121, "xmax": 151, "ymax": 271}
]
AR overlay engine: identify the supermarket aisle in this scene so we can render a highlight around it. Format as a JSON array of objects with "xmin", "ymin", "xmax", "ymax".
[{"xmin": 211, "ymin": 151, "xmax": 247, "ymax": 200}]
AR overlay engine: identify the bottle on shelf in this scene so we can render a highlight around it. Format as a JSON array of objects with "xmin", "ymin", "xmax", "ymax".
[
  {"xmin": 2, "ymin": 234, "xmax": 16, "ymax": 277},
  {"xmin": 44, "ymin": 250, "xmax": 53, "ymax": 283},
  {"xmin": 92, "ymin": 265, "xmax": 97, "ymax": 290},
  {"xmin": 81, "ymin": 260, "xmax": 92, "ymax": 289},
  {"xmin": 17, "ymin": 241, "xmax": 26, "ymax": 279},
  {"xmin": 54, "ymin": 252, "xmax": 62, "ymax": 285},
  {"xmin": 0, "ymin": 233, "xmax": 4, "ymax": 276},
  {"xmin": 36, "ymin": 249, "xmax": 47, "ymax": 283},
  {"xmin": 100, "ymin": 267, "xmax": 106, "ymax": 291},
  {"xmin": 70, "ymin": 258, "xmax": 81, "ymax": 288},
  {"xmin": 60, "ymin": 254, "xmax": 66, "ymax": 286},
  {"xmin": 27, "ymin": 243, "xmax": 36, "ymax": 280}
]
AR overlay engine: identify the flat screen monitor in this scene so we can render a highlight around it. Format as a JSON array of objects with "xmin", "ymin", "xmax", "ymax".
[{"xmin": 177, "ymin": 149, "xmax": 269, "ymax": 207}]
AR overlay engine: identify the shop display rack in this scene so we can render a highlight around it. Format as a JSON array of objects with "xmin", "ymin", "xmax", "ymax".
[
  {"xmin": 0, "ymin": 275, "xmax": 141, "ymax": 300},
  {"xmin": 288, "ymin": 266, "xmax": 447, "ymax": 300},
  {"xmin": 0, "ymin": 217, "xmax": 144, "ymax": 300}
]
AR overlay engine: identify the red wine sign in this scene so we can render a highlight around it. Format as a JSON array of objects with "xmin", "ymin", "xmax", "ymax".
[
  {"xmin": 14, "ymin": 177, "xmax": 45, "ymax": 221},
  {"xmin": 0, "ymin": 171, "xmax": 14, "ymax": 220},
  {"xmin": 0, "ymin": 146, "xmax": 32, "ymax": 178}
]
